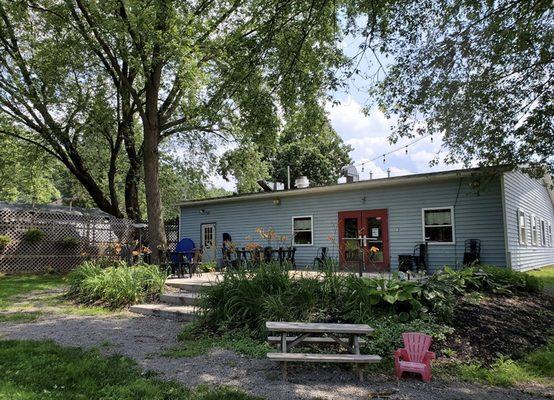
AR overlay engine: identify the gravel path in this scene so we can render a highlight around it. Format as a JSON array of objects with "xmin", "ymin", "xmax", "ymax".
[{"xmin": 0, "ymin": 312, "xmax": 549, "ymax": 400}]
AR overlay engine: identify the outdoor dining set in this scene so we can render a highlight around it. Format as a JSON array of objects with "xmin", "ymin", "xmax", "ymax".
[{"xmin": 221, "ymin": 244, "xmax": 297, "ymax": 270}]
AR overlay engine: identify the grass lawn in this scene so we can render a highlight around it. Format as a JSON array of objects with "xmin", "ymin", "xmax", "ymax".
[
  {"xmin": 527, "ymin": 265, "xmax": 554, "ymax": 294},
  {"xmin": 0, "ymin": 340, "xmax": 259, "ymax": 400},
  {"xmin": 166, "ymin": 328, "xmax": 272, "ymax": 358},
  {"xmin": 0, "ymin": 273, "xmax": 121, "ymax": 320},
  {"xmin": 0, "ymin": 274, "xmax": 66, "ymax": 309}
]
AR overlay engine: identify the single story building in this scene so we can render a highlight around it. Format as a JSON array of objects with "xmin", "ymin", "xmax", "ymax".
[{"xmin": 178, "ymin": 168, "xmax": 554, "ymax": 272}]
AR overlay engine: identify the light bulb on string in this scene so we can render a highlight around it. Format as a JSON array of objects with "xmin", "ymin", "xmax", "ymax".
[
  {"xmin": 361, "ymin": 164, "xmax": 365, "ymax": 172},
  {"xmin": 430, "ymin": 134, "xmax": 433, "ymax": 143},
  {"xmin": 405, "ymin": 146, "xmax": 408, "ymax": 154},
  {"xmin": 382, "ymin": 154, "xmax": 386, "ymax": 163}
]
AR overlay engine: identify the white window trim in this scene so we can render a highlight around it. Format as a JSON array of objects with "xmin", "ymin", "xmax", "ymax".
[
  {"xmin": 540, "ymin": 219, "xmax": 547, "ymax": 246},
  {"xmin": 421, "ymin": 207, "xmax": 455, "ymax": 245},
  {"xmin": 517, "ymin": 209, "xmax": 527, "ymax": 245},
  {"xmin": 292, "ymin": 215, "xmax": 313, "ymax": 247},
  {"xmin": 531, "ymin": 214, "xmax": 538, "ymax": 246},
  {"xmin": 549, "ymin": 222, "xmax": 553, "ymax": 247}
]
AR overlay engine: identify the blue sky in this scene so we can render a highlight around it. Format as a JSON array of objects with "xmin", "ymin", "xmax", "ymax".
[{"xmin": 326, "ymin": 33, "xmax": 462, "ymax": 182}]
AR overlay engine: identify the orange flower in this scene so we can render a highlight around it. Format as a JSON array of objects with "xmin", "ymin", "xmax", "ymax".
[{"xmin": 370, "ymin": 246, "xmax": 380, "ymax": 253}]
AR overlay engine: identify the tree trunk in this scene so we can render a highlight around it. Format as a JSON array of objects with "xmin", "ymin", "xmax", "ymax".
[
  {"xmin": 120, "ymin": 79, "xmax": 142, "ymax": 221},
  {"xmin": 124, "ymin": 165, "xmax": 141, "ymax": 221},
  {"xmin": 142, "ymin": 80, "xmax": 166, "ymax": 261}
]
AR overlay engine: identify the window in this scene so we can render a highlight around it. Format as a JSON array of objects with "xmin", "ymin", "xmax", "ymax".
[
  {"xmin": 531, "ymin": 215, "xmax": 538, "ymax": 245},
  {"xmin": 292, "ymin": 216, "xmax": 313, "ymax": 246},
  {"xmin": 549, "ymin": 222, "xmax": 553, "ymax": 247},
  {"xmin": 517, "ymin": 210, "xmax": 527, "ymax": 245},
  {"xmin": 201, "ymin": 223, "xmax": 215, "ymax": 249},
  {"xmin": 422, "ymin": 207, "xmax": 454, "ymax": 244},
  {"xmin": 541, "ymin": 220, "xmax": 547, "ymax": 246}
]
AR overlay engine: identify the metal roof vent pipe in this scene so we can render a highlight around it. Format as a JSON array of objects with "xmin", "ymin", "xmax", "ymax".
[
  {"xmin": 340, "ymin": 165, "xmax": 359, "ymax": 183},
  {"xmin": 294, "ymin": 176, "xmax": 310, "ymax": 189}
]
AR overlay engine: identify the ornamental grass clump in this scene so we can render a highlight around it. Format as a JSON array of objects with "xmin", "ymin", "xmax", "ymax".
[{"xmin": 68, "ymin": 260, "xmax": 166, "ymax": 309}]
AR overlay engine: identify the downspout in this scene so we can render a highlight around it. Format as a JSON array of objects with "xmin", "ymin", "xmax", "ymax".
[
  {"xmin": 453, "ymin": 178, "xmax": 463, "ymax": 268},
  {"xmin": 500, "ymin": 173, "xmax": 511, "ymax": 269}
]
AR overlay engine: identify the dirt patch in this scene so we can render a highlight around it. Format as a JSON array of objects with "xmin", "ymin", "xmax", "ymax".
[{"xmin": 443, "ymin": 293, "xmax": 553, "ymax": 363}]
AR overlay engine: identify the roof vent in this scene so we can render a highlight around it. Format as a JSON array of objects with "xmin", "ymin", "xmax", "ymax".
[
  {"xmin": 340, "ymin": 165, "xmax": 359, "ymax": 183},
  {"xmin": 294, "ymin": 176, "xmax": 310, "ymax": 189}
]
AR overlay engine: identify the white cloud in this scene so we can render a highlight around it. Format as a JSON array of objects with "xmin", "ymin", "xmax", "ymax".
[{"xmin": 326, "ymin": 96, "xmax": 392, "ymax": 138}]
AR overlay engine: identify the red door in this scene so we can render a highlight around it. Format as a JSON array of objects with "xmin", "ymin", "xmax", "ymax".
[{"xmin": 338, "ymin": 209, "xmax": 389, "ymax": 272}]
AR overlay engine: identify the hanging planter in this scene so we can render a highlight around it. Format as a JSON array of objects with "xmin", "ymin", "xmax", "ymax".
[{"xmin": 23, "ymin": 228, "xmax": 46, "ymax": 244}]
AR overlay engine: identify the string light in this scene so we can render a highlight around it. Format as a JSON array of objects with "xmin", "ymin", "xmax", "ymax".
[{"xmin": 351, "ymin": 133, "xmax": 433, "ymax": 171}]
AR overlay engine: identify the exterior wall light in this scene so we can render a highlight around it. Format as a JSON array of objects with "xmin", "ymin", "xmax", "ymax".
[
  {"xmin": 199, "ymin": 209, "xmax": 210, "ymax": 215},
  {"xmin": 272, "ymin": 198, "xmax": 281, "ymax": 205}
]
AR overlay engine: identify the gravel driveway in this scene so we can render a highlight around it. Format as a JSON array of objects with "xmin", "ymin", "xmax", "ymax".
[{"xmin": 1, "ymin": 311, "xmax": 550, "ymax": 400}]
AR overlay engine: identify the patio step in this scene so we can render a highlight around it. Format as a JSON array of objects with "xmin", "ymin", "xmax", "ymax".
[
  {"xmin": 129, "ymin": 304, "xmax": 197, "ymax": 322},
  {"xmin": 165, "ymin": 281, "xmax": 212, "ymax": 293},
  {"xmin": 159, "ymin": 292, "xmax": 198, "ymax": 306}
]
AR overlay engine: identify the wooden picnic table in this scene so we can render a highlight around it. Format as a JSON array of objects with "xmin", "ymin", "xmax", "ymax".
[{"xmin": 266, "ymin": 321, "xmax": 381, "ymax": 381}]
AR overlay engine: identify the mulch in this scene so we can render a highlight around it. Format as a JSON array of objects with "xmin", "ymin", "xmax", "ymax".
[{"xmin": 442, "ymin": 292, "xmax": 553, "ymax": 364}]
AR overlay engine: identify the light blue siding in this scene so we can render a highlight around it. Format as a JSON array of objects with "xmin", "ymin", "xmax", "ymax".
[
  {"xmin": 180, "ymin": 174, "xmax": 507, "ymax": 272},
  {"xmin": 502, "ymin": 171, "xmax": 554, "ymax": 271}
]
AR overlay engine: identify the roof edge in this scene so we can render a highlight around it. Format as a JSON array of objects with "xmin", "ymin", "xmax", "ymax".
[{"xmin": 179, "ymin": 166, "xmax": 507, "ymax": 207}]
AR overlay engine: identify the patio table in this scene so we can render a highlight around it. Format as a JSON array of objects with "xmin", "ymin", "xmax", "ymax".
[{"xmin": 265, "ymin": 321, "xmax": 379, "ymax": 381}]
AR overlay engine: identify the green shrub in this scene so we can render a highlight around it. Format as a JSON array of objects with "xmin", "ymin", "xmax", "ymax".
[
  {"xmin": 68, "ymin": 260, "xmax": 166, "ymax": 308},
  {"xmin": 61, "ymin": 236, "xmax": 80, "ymax": 248},
  {"xmin": 361, "ymin": 315, "xmax": 454, "ymax": 359},
  {"xmin": 478, "ymin": 265, "xmax": 543, "ymax": 294},
  {"xmin": 196, "ymin": 264, "xmax": 543, "ymax": 341},
  {"xmin": 23, "ymin": 228, "xmax": 45, "ymax": 243},
  {"xmin": 0, "ymin": 235, "xmax": 10, "ymax": 251},
  {"xmin": 197, "ymin": 264, "xmax": 455, "ymax": 338}
]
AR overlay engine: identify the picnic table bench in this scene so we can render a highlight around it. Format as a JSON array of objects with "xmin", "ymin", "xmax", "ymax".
[{"xmin": 266, "ymin": 321, "xmax": 381, "ymax": 381}]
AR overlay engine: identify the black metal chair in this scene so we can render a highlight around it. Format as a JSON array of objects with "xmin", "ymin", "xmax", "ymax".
[
  {"xmin": 263, "ymin": 246, "xmax": 274, "ymax": 263},
  {"xmin": 188, "ymin": 247, "xmax": 203, "ymax": 277},
  {"xmin": 463, "ymin": 239, "xmax": 481, "ymax": 266},
  {"xmin": 277, "ymin": 247, "xmax": 286, "ymax": 265},
  {"xmin": 413, "ymin": 243, "xmax": 428, "ymax": 272},
  {"xmin": 313, "ymin": 247, "xmax": 328, "ymax": 269},
  {"xmin": 398, "ymin": 254, "xmax": 414, "ymax": 273},
  {"xmin": 167, "ymin": 251, "xmax": 186, "ymax": 278},
  {"xmin": 285, "ymin": 247, "xmax": 296, "ymax": 269}
]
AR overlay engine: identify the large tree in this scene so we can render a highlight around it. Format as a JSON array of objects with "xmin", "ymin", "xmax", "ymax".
[
  {"xmin": 0, "ymin": 0, "xmax": 346, "ymax": 256},
  {"xmin": 272, "ymin": 105, "xmax": 352, "ymax": 187},
  {"xmin": 356, "ymin": 0, "xmax": 553, "ymax": 176}
]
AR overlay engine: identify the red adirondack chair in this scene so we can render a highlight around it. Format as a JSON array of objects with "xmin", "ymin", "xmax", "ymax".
[{"xmin": 394, "ymin": 332, "xmax": 435, "ymax": 382}]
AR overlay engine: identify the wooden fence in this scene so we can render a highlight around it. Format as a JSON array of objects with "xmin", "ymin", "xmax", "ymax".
[{"xmin": 0, "ymin": 207, "xmax": 179, "ymax": 274}]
